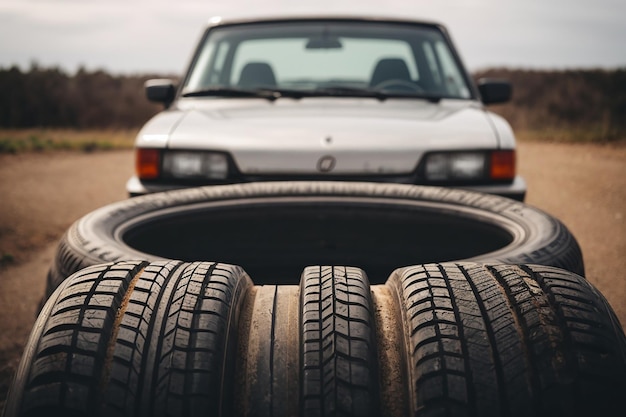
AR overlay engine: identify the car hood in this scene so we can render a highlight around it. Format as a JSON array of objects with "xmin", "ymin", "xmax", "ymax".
[{"xmin": 137, "ymin": 98, "xmax": 499, "ymax": 175}]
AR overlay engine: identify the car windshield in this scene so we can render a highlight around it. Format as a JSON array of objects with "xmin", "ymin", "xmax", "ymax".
[{"xmin": 182, "ymin": 20, "xmax": 473, "ymax": 100}]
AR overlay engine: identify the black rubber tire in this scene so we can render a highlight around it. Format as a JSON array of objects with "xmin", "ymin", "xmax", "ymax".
[
  {"xmin": 8, "ymin": 262, "xmax": 626, "ymax": 416},
  {"xmin": 44, "ymin": 181, "xmax": 583, "ymax": 300},
  {"xmin": 5, "ymin": 260, "xmax": 252, "ymax": 417},
  {"xmin": 386, "ymin": 262, "xmax": 626, "ymax": 417},
  {"xmin": 232, "ymin": 284, "xmax": 301, "ymax": 417},
  {"xmin": 300, "ymin": 266, "xmax": 380, "ymax": 417}
]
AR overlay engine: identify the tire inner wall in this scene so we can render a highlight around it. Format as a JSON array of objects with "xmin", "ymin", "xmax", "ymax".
[{"xmin": 121, "ymin": 203, "xmax": 513, "ymax": 284}]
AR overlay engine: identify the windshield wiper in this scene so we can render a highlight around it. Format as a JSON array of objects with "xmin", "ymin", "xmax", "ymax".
[
  {"xmin": 310, "ymin": 86, "xmax": 388, "ymax": 101},
  {"xmin": 182, "ymin": 87, "xmax": 278, "ymax": 101},
  {"xmin": 181, "ymin": 86, "xmax": 313, "ymax": 101},
  {"xmin": 309, "ymin": 87, "xmax": 442, "ymax": 103},
  {"xmin": 182, "ymin": 86, "xmax": 442, "ymax": 103},
  {"xmin": 380, "ymin": 91, "xmax": 442, "ymax": 103}
]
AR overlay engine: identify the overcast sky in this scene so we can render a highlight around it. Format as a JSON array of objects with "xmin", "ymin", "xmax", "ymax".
[{"xmin": 1, "ymin": 0, "xmax": 624, "ymax": 75}]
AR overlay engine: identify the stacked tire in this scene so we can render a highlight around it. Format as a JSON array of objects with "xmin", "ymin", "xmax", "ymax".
[
  {"xmin": 43, "ymin": 181, "xmax": 584, "ymax": 300},
  {"xmin": 8, "ymin": 182, "xmax": 624, "ymax": 416},
  {"xmin": 5, "ymin": 261, "xmax": 626, "ymax": 416}
]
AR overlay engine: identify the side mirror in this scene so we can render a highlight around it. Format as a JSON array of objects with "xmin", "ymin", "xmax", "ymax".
[
  {"xmin": 477, "ymin": 78, "xmax": 512, "ymax": 105},
  {"xmin": 145, "ymin": 79, "xmax": 176, "ymax": 106}
]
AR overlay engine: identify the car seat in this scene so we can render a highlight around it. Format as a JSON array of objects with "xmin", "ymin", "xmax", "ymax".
[
  {"xmin": 369, "ymin": 58, "xmax": 412, "ymax": 87},
  {"xmin": 238, "ymin": 62, "xmax": 277, "ymax": 88}
]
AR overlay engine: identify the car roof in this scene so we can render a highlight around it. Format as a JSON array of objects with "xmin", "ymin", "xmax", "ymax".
[{"xmin": 204, "ymin": 15, "xmax": 445, "ymax": 31}]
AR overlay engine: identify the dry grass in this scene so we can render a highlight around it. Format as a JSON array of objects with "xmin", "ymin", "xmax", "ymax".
[
  {"xmin": 516, "ymin": 128, "xmax": 626, "ymax": 144},
  {"xmin": 0, "ymin": 129, "xmax": 138, "ymax": 153}
]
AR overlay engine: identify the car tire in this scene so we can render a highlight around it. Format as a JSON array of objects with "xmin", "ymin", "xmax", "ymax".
[
  {"xmin": 8, "ymin": 262, "xmax": 626, "ymax": 416},
  {"xmin": 6, "ymin": 260, "xmax": 252, "ymax": 417},
  {"xmin": 385, "ymin": 262, "xmax": 626, "ymax": 416},
  {"xmin": 45, "ymin": 181, "xmax": 583, "ymax": 300},
  {"xmin": 300, "ymin": 266, "xmax": 380, "ymax": 416}
]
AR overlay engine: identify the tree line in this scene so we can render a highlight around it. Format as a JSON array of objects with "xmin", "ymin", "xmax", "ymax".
[
  {"xmin": 0, "ymin": 65, "xmax": 624, "ymax": 140},
  {"xmin": 0, "ymin": 65, "xmax": 164, "ymax": 129},
  {"xmin": 474, "ymin": 68, "xmax": 626, "ymax": 141}
]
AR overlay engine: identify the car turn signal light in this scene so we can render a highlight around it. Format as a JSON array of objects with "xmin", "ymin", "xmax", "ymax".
[
  {"xmin": 136, "ymin": 148, "xmax": 160, "ymax": 180},
  {"xmin": 490, "ymin": 150, "xmax": 515, "ymax": 180}
]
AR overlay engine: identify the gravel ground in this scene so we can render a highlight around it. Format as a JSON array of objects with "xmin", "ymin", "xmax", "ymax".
[{"xmin": 0, "ymin": 141, "xmax": 624, "ymax": 408}]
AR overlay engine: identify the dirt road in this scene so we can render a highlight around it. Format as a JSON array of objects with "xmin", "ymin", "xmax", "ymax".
[{"xmin": 0, "ymin": 142, "xmax": 625, "ymax": 408}]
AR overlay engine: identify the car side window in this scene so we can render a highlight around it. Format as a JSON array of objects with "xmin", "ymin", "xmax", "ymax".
[
  {"xmin": 434, "ymin": 41, "xmax": 470, "ymax": 98},
  {"xmin": 423, "ymin": 42, "xmax": 442, "ymax": 86},
  {"xmin": 186, "ymin": 41, "xmax": 216, "ymax": 90},
  {"xmin": 422, "ymin": 40, "xmax": 470, "ymax": 98},
  {"xmin": 209, "ymin": 41, "xmax": 231, "ymax": 85}
]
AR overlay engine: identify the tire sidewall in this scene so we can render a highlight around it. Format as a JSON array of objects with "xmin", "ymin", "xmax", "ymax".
[{"xmin": 50, "ymin": 182, "xmax": 583, "ymax": 294}]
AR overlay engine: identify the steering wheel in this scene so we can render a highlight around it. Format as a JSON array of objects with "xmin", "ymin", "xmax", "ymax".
[{"xmin": 373, "ymin": 79, "xmax": 424, "ymax": 93}]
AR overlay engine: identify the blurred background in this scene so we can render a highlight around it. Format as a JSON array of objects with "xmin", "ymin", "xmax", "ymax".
[
  {"xmin": 0, "ymin": 0, "xmax": 625, "ymax": 145},
  {"xmin": 1, "ymin": 1, "xmax": 625, "ymax": 409}
]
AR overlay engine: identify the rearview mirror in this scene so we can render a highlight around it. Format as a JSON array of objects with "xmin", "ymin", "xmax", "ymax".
[{"xmin": 305, "ymin": 36, "xmax": 343, "ymax": 49}]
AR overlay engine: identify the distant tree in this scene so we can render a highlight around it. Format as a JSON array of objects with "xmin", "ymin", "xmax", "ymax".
[
  {"xmin": 0, "ymin": 65, "xmax": 163, "ymax": 129},
  {"xmin": 474, "ymin": 68, "xmax": 626, "ymax": 140},
  {"xmin": 0, "ymin": 65, "xmax": 624, "ymax": 141}
]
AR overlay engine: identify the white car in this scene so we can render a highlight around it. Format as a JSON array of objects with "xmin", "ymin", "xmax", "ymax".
[{"xmin": 127, "ymin": 16, "xmax": 526, "ymax": 200}]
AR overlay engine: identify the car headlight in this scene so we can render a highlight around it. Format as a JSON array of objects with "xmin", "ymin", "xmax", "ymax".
[
  {"xmin": 136, "ymin": 149, "xmax": 229, "ymax": 180},
  {"xmin": 163, "ymin": 151, "xmax": 228, "ymax": 179},
  {"xmin": 424, "ymin": 150, "xmax": 515, "ymax": 181}
]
